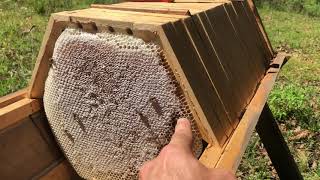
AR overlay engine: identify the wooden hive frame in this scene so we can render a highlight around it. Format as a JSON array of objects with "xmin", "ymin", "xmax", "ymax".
[{"xmin": 0, "ymin": 1, "xmax": 303, "ymax": 179}]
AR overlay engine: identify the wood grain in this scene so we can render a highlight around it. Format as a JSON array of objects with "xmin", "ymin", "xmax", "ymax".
[
  {"xmin": 0, "ymin": 88, "xmax": 28, "ymax": 108},
  {"xmin": 28, "ymin": 17, "xmax": 67, "ymax": 99},
  {"xmin": 183, "ymin": 17, "xmax": 234, "ymax": 134},
  {"xmin": 215, "ymin": 53, "xmax": 287, "ymax": 171},
  {"xmin": 39, "ymin": 160, "xmax": 81, "ymax": 180},
  {"xmin": 162, "ymin": 21, "xmax": 228, "ymax": 145},
  {"xmin": 0, "ymin": 111, "xmax": 63, "ymax": 179},
  {"xmin": 0, "ymin": 98, "xmax": 41, "ymax": 130}
]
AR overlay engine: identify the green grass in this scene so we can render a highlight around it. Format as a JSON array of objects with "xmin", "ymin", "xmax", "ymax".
[
  {"xmin": 255, "ymin": 0, "xmax": 320, "ymax": 17},
  {"xmin": 0, "ymin": 1, "xmax": 319, "ymax": 179},
  {"xmin": 0, "ymin": 0, "xmax": 115, "ymax": 96},
  {"xmin": 238, "ymin": 8, "xmax": 320, "ymax": 180},
  {"xmin": 0, "ymin": 2, "xmax": 47, "ymax": 95}
]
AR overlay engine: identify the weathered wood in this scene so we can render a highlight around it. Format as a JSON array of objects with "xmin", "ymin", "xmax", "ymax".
[
  {"xmin": 241, "ymin": 1, "xmax": 274, "ymax": 63},
  {"xmin": 246, "ymin": 0, "xmax": 274, "ymax": 59},
  {"xmin": 207, "ymin": 5, "xmax": 256, "ymax": 107},
  {"xmin": 256, "ymin": 104, "xmax": 303, "ymax": 180},
  {"xmin": 199, "ymin": 53, "xmax": 288, "ymax": 171},
  {"xmin": 91, "ymin": 4, "xmax": 191, "ymax": 15},
  {"xmin": 28, "ymin": 17, "xmax": 68, "ymax": 99},
  {"xmin": 224, "ymin": 3, "xmax": 265, "ymax": 82},
  {"xmin": 183, "ymin": 17, "xmax": 235, "ymax": 134},
  {"xmin": 196, "ymin": 12, "xmax": 244, "ymax": 119},
  {"xmin": 163, "ymin": 20, "xmax": 228, "ymax": 144},
  {"xmin": 100, "ymin": 2, "xmax": 227, "ymax": 15},
  {"xmin": 0, "ymin": 98, "xmax": 41, "ymax": 130},
  {"xmin": 0, "ymin": 111, "xmax": 63, "ymax": 179},
  {"xmin": 156, "ymin": 25, "xmax": 218, "ymax": 145},
  {"xmin": 0, "ymin": 88, "xmax": 28, "ymax": 108},
  {"xmin": 39, "ymin": 160, "xmax": 82, "ymax": 180}
]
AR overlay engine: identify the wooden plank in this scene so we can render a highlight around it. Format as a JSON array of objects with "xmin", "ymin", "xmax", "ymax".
[
  {"xmin": 31, "ymin": 112, "xmax": 62, "ymax": 157},
  {"xmin": 256, "ymin": 104, "xmax": 303, "ymax": 180},
  {"xmin": 205, "ymin": 5, "xmax": 255, "ymax": 107},
  {"xmin": 28, "ymin": 17, "xmax": 68, "ymax": 98},
  {"xmin": 64, "ymin": 8, "xmax": 187, "ymax": 23},
  {"xmin": 247, "ymin": 0, "xmax": 274, "ymax": 59},
  {"xmin": 162, "ymin": 21, "xmax": 228, "ymax": 145},
  {"xmin": 239, "ymin": 1, "xmax": 274, "ymax": 64},
  {"xmin": 39, "ymin": 160, "xmax": 81, "ymax": 180},
  {"xmin": 0, "ymin": 111, "xmax": 63, "ymax": 179},
  {"xmin": 91, "ymin": 4, "xmax": 191, "ymax": 15},
  {"xmin": 0, "ymin": 88, "xmax": 27, "ymax": 108},
  {"xmin": 197, "ymin": 11, "xmax": 245, "ymax": 119},
  {"xmin": 183, "ymin": 17, "xmax": 234, "ymax": 134},
  {"xmin": 157, "ymin": 26, "xmax": 218, "ymax": 145},
  {"xmin": 107, "ymin": 2, "xmax": 227, "ymax": 15},
  {"xmin": 0, "ymin": 98, "xmax": 41, "ymax": 130},
  {"xmin": 213, "ymin": 53, "xmax": 288, "ymax": 171},
  {"xmin": 230, "ymin": 1, "xmax": 269, "ymax": 70},
  {"xmin": 190, "ymin": 13, "xmax": 243, "ymax": 130},
  {"xmin": 223, "ymin": 3, "xmax": 265, "ymax": 82}
]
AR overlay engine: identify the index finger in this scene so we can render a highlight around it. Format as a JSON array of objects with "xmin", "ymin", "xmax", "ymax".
[{"xmin": 169, "ymin": 118, "xmax": 193, "ymax": 151}]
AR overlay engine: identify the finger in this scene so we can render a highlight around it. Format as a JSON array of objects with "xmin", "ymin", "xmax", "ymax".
[
  {"xmin": 169, "ymin": 118, "xmax": 193, "ymax": 150},
  {"xmin": 209, "ymin": 168, "xmax": 237, "ymax": 180},
  {"xmin": 139, "ymin": 161, "xmax": 155, "ymax": 180}
]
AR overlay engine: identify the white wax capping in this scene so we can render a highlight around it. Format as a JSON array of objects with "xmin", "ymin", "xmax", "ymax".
[{"xmin": 44, "ymin": 28, "xmax": 203, "ymax": 180}]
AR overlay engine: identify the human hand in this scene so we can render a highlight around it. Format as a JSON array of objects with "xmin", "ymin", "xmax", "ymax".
[{"xmin": 139, "ymin": 118, "xmax": 237, "ymax": 180}]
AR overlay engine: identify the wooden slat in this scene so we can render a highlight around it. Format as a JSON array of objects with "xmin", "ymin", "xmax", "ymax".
[
  {"xmin": 162, "ymin": 21, "xmax": 228, "ymax": 145},
  {"xmin": 64, "ymin": 8, "xmax": 187, "ymax": 23},
  {"xmin": 157, "ymin": 26, "xmax": 217, "ymax": 145},
  {"xmin": 0, "ymin": 88, "xmax": 28, "ymax": 108},
  {"xmin": 106, "ymin": 2, "xmax": 227, "ymax": 15},
  {"xmin": 230, "ymin": 1, "xmax": 268, "ymax": 70},
  {"xmin": 205, "ymin": 53, "xmax": 287, "ymax": 171},
  {"xmin": 246, "ymin": 0, "xmax": 274, "ymax": 59},
  {"xmin": 239, "ymin": 1, "xmax": 273, "ymax": 64},
  {"xmin": 190, "ymin": 13, "xmax": 243, "ymax": 129},
  {"xmin": 196, "ymin": 12, "xmax": 245, "ymax": 119},
  {"xmin": 28, "ymin": 17, "xmax": 67, "ymax": 99},
  {"xmin": 0, "ymin": 111, "xmax": 63, "ymax": 179},
  {"xmin": 91, "ymin": 4, "xmax": 191, "ymax": 15},
  {"xmin": 224, "ymin": 3, "xmax": 265, "ymax": 82},
  {"xmin": 183, "ymin": 17, "xmax": 234, "ymax": 134},
  {"xmin": 0, "ymin": 98, "xmax": 41, "ymax": 130},
  {"xmin": 205, "ymin": 5, "xmax": 255, "ymax": 107}
]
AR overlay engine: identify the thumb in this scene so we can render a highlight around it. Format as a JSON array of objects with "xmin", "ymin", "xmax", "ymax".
[{"xmin": 169, "ymin": 118, "xmax": 193, "ymax": 151}]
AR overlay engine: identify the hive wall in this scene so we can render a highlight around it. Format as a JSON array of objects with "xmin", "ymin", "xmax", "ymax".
[{"xmin": 43, "ymin": 29, "xmax": 203, "ymax": 180}]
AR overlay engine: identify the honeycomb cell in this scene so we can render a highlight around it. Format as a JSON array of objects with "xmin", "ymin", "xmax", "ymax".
[{"xmin": 43, "ymin": 28, "xmax": 203, "ymax": 180}]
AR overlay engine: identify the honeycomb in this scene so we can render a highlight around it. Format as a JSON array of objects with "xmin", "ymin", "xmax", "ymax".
[{"xmin": 43, "ymin": 28, "xmax": 203, "ymax": 180}]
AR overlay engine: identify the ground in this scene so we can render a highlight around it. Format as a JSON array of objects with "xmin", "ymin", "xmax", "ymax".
[{"xmin": 0, "ymin": 1, "xmax": 319, "ymax": 179}]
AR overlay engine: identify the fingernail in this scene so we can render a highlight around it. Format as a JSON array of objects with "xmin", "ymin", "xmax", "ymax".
[{"xmin": 176, "ymin": 118, "xmax": 189, "ymax": 129}]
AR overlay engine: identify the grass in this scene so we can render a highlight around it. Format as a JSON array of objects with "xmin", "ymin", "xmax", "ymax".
[
  {"xmin": 0, "ymin": 1, "xmax": 319, "ymax": 179},
  {"xmin": 0, "ymin": 2, "xmax": 47, "ymax": 95},
  {"xmin": 255, "ymin": 0, "xmax": 320, "ymax": 17},
  {"xmin": 238, "ymin": 8, "xmax": 320, "ymax": 180},
  {"xmin": 0, "ymin": 0, "xmax": 115, "ymax": 95}
]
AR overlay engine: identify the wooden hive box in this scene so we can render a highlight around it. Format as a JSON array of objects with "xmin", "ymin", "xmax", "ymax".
[{"xmin": 0, "ymin": 1, "xmax": 293, "ymax": 179}]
